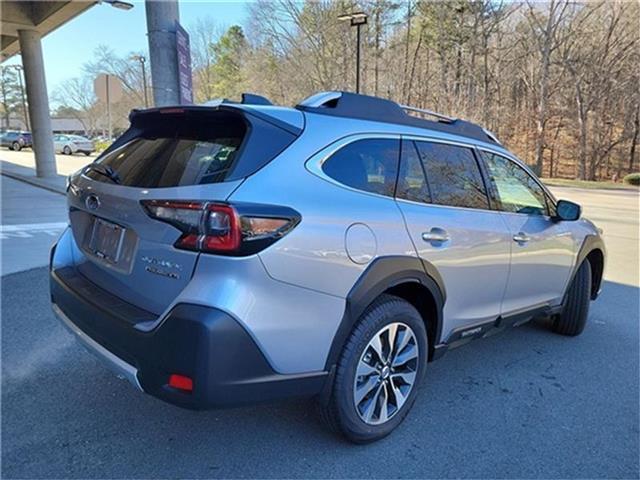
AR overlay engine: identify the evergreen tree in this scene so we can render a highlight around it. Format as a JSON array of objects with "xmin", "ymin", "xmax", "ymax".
[
  {"xmin": 209, "ymin": 25, "xmax": 247, "ymax": 99},
  {"xmin": 0, "ymin": 68, "xmax": 23, "ymax": 129}
]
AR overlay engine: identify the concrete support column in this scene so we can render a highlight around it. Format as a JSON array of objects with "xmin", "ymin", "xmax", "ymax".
[
  {"xmin": 18, "ymin": 29, "xmax": 56, "ymax": 178},
  {"xmin": 145, "ymin": 0, "xmax": 180, "ymax": 107}
]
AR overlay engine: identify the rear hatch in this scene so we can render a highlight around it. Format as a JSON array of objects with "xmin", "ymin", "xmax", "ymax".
[{"xmin": 65, "ymin": 106, "xmax": 300, "ymax": 315}]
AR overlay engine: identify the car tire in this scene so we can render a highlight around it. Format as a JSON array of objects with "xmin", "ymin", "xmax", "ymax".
[
  {"xmin": 63, "ymin": 146, "xmax": 72, "ymax": 155},
  {"xmin": 320, "ymin": 294, "xmax": 428, "ymax": 443},
  {"xmin": 11, "ymin": 141, "xmax": 21, "ymax": 151},
  {"xmin": 552, "ymin": 260, "xmax": 592, "ymax": 336}
]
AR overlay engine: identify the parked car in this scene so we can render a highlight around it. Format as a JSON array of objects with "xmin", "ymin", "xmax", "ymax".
[
  {"xmin": 50, "ymin": 92, "xmax": 605, "ymax": 443},
  {"xmin": 1, "ymin": 131, "xmax": 32, "ymax": 151},
  {"xmin": 53, "ymin": 134, "xmax": 95, "ymax": 155}
]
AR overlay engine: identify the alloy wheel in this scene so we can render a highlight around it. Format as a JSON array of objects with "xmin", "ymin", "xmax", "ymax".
[{"xmin": 352, "ymin": 322, "xmax": 419, "ymax": 425}]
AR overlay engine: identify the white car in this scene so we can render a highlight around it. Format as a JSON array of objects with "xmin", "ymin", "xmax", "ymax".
[{"xmin": 53, "ymin": 134, "xmax": 95, "ymax": 156}]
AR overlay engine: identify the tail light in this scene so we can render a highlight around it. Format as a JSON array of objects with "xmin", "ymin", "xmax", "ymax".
[
  {"xmin": 141, "ymin": 200, "xmax": 300, "ymax": 256},
  {"xmin": 168, "ymin": 374, "xmax": 193, "ymax": 392}
]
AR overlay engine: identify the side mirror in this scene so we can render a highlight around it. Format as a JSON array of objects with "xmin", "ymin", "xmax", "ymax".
[{"xmin": 555, "ymin": 199, "xmax": 581, "ymax": 221}]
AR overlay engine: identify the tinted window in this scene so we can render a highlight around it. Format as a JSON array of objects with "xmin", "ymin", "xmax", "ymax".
[
  {"xmin": 322, "ymin": 138, "xmax": 400, "ymax": 197},
  {"xmin": 86, "ymin": 111, "xmax": 247, "ymax": 187},
  {"xmin": 415, "ymin": 141, "xmax": 489, "ymax": 209},
  {"xmin": 92, "ymin": 136, "xmax": 242, "ymax": 187},
  {"xmin": 89, "ymin": 110, "xmax": 297, "ymax": 187},
  {"xmin": 396, "ymin": 140, "xmax": 430, "ymax": 203},
  {"xmin": 481, "ymin": 152, "xmax": 548, "ymax": 215}
]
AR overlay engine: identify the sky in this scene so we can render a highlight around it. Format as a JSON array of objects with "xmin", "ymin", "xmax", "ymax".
[{"xmin": 1, "ymin": 0, "xmax": 251, "ymax": 104}]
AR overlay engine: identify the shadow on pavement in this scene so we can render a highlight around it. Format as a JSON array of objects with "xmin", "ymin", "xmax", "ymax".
[{"xmin": 2, "ymin": 268, "xmax": 639, "ymax": 479}]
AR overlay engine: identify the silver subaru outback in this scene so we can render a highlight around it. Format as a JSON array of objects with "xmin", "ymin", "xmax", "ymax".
[{"xmin": 50, "ymin": 91, "xmax": 605, "ymax": 443}]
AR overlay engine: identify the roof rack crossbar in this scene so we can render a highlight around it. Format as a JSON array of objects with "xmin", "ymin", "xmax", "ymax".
[{"xmin": 400, "ymin": 104, "xmax": 457, "ymax": 124}]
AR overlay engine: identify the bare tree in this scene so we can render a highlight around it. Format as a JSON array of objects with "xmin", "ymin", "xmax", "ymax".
[
  {"xmin": 524, "ymin": 0, "xmax": 573, "ymax": 175},
  {"xmin": 52, "ymin": 77, "xmax": 101, "ymax": 134},
  {"xmin": 190, "ymin": 17, "xmax": 224, "ymax": 103},
  {"xmin": 49, "ymin": 0, "xmax": 639, "ymax": 181}
]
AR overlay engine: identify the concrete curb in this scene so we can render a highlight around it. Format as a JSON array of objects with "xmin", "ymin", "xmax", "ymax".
[{"xmin": 0, "ymin": 160, "xmax": 66, "ymax": 195}]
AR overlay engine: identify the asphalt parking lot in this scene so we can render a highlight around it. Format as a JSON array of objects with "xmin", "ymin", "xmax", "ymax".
[{"xmin": 1, "ymin": 180, "xmax": 638, "ymax": 479}]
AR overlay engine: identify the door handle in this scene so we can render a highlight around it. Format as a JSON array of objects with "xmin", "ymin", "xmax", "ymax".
[
  {"xmin": 513, "ymin": 232, "xmax": 531, "ymax": 244},
  {"xmin": 422, "ymin": 228, "xmax": 450, "ymax": 245}
]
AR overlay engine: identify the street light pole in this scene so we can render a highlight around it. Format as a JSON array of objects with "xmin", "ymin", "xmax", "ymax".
[
  {"xmin": 132, "ymin": 55, "xmax": 149, "ymax": 108},
  {"xmin": 338, "ymin": 11, "xmax": 368, "ymax": 94}
]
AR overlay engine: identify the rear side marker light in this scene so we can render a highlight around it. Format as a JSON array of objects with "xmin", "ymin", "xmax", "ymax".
[
  {"xmin": 168, "ymin": 374, "xmax": 193, "ymax": 392},
  {"xmin": 141, "ymin": 200, "xmax": 300, "ymax": 256}
]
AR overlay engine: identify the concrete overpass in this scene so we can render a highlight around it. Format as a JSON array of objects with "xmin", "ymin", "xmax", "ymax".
[{"xmin": 1, "ymin": 0, "xmax": 182, "ymax": 178}]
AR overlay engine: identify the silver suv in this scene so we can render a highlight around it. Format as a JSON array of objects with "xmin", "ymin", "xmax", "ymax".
[{"xmin": 50, "ymin": 91, "xmax": 605, "ymax": 443}]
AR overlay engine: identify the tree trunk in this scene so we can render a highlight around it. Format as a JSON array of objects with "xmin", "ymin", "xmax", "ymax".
[
  {"xmin": 576, "ymin": 86, "xmax": 588, "ymax": 180},
  {"xmin": 482, "ymin": 34, "xmax": 489, "ymax": 125},
  {"xmin": 534, "ymin": 45, "xmax": 551, "ymax": 176},
  {"xmin": 630, "ymin": 103, "xmax": 639, "ymax": 172},
  {"xmin": 406, "ymin": 27, "xmax": 423, "ymax": 105},
  {"xmin": 401, "ymin": 0, "xmax": 412, "ymax": 101}
]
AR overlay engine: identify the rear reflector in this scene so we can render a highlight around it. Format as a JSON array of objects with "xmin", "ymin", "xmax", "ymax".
[
  {"xmin": 141, "ymin": 200, "xmax": 300, "ymax": 256},
  {"xmin": 168, "ymin": 374, "xmax": 193, "ymax": 392}
]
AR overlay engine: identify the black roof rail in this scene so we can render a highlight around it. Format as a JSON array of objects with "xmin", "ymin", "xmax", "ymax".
[
  {"xmin": 296, "ymin": 91, "xmax": 499, "ymax": 145},
  {"xmin": 399, "ymin": 104, "xmax": 457, "ymax": 124}
]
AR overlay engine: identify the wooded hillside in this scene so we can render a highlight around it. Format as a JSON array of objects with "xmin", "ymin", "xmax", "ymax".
[
  {"xmin": 16, "ymin": 0, "xmax": 637, "ymax": 181},
  {"xmin": 233, "ymin": 0, "xmax": 639, "ymax": 180}
]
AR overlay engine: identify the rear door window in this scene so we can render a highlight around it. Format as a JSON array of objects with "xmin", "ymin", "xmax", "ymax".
[
  {"xmin": 396, "ymin": 140, "xmax": 430, "ymax": 203},
  {"xmin": 414, "ymin": 141, "xmax": 489, "ymax": 209},
  {"xmin": 322, "ymin": 138, "xmax": 400, "ymax": 197}
]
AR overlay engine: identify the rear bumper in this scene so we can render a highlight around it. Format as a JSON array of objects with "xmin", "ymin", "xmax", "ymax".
[
  {"xmin": 50, "ymin": 266, "xmax": 327, "ymax": 409},
  {"xmin": 53, "ymin": 303, "xmax": 143, "ymax": 391}
]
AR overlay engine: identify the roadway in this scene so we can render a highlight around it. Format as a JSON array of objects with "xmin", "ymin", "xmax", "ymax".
[{"xmin": 1, "ymin": 176, "xmax": 638, "ymax": 478}]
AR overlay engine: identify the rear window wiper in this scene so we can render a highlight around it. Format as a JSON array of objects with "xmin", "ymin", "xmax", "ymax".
[{"xmin": 85, "ymin": 164, "xmax": 121, "ymax": 184}]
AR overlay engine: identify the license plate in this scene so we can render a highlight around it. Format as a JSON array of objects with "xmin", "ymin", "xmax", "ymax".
[{"xmin": 88, "ymin": 218, "xmax": 125, "ymax": 264}]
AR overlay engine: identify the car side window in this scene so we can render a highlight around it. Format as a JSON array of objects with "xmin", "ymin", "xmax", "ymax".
[
  {"xmin": 414, "ymin": 141, "xmax": 489, "ymax": 209},
  {"xmin": 322, "ymin": 138, "xmax": 400, "ymax": 197},
  {"xmin": 396, "ymin": 140, "xmax": 430, "ymax": 203},
  {"xmin": 481, "ymin": 151, "xmax": 548, "ymax": 216}
]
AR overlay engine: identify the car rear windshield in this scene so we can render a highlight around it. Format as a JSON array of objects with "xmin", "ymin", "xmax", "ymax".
[{"xmin": 85, "ymin": 109, "xmax": 297, "ymax": 188}]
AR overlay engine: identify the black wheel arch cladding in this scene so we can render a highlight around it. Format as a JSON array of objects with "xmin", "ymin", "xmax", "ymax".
[
  {"xmin": 573, "ymin": 234, "xmax": 605, "ymax": 300},
  {"xmin": 324, "ymin": 256, "xmax": 445, "ymax": 370}
]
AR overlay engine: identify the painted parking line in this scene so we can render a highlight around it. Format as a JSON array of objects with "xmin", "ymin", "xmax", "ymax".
[{"xmin": 0, "ymin": 222, "xmax": 68, "ymax": 240}]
